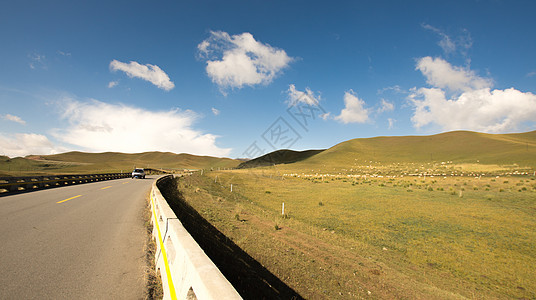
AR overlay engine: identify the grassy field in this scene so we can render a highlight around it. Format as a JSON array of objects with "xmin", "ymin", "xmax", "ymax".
[
  {"xmin": 292, "ymin": 131, "xmax": 536, "ymax": 172},
  {"xmin": 174, "ymin": 166, "xmax": 536, "ymax": 299}
]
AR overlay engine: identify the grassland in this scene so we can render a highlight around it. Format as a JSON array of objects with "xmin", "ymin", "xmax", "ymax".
[
  {"xmin": 293, "ymin": 130, "xmax": 536, "ymax": 172},
  {"xmin": 162, "ymin": 131, "xmax": 536, "ymax": 298},
  {"xmin": 176, "ymin": 168, "xmax": 535, "ymax": 299}
]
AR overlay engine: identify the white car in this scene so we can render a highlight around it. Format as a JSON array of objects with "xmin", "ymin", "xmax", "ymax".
[{"xmin": 132, "ymin": 168, "xmax": 146, "ymax": 179}]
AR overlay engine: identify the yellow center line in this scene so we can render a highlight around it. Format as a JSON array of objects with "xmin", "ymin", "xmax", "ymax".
[
  {"xmin": 57, "ymin": 195, "xmax": 82, "ymax": 204},
  {"xmin": 122, "ymin": 182, "xmax": 129, "ymax": 185},
  {"xmin": 101, "ymin": 186, "xmax": 112, "ymax": 190}
]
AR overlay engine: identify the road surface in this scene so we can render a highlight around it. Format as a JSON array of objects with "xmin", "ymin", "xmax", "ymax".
[{"xmin": 0, "ymin": 176, "xmax": 154, "ymax": 299}]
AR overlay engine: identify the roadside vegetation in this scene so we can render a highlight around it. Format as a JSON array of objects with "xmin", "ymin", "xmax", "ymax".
[{"xmin": 174, "ymin": 165, "xmax": 535, "ymax": 299}]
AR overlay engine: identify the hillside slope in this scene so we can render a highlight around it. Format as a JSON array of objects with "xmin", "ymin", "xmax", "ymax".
[
  {"xmin": 237, "ymin": 149, "xmax": 324, "ymax": 169},
  {"xmin": 0, "ymin": 151, "xmax": 240, "ymax": 176},
  {"xmin": 289, "ymin": 130, "xmax": 536, "ymax": 170}
]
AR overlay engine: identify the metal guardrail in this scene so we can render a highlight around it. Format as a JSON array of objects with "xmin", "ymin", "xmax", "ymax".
[
  {"xmin": 151, "ymin": 175, "xmax": 241, "ymax": 300},
  {"xmin": 0, "ymin": 173, "xmax": 131, "ymax": 195}
]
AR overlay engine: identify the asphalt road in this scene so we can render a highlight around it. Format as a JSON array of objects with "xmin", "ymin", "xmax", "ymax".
[{"xmin": 0, "ymin": 176, "xmax": 155, "ymax": 299}]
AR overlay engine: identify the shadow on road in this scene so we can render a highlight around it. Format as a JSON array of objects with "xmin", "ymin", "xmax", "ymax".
[{"xmin": 158, "ymin": 176, "xmax": 303, "ymax": 300}]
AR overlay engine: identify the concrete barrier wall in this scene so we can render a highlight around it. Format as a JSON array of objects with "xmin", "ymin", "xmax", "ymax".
[
  {"xmin": 0, "ymin": 173, "xmax": 131, "ymax": 195},
  {"xmin": 150, "ymin": 175, "xmax": 242, "ymax": 300}
]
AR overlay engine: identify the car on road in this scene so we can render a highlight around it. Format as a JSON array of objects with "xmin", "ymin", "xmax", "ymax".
[{"xmin": 132, "ymin": 168, "xmax": 146, "ymax": 179}]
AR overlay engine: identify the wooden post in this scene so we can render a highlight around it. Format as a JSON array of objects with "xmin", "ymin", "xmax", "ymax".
[
  {"xmin": 282, "ymin": 202, "xmax": 285, "ymax": 215},
  {"xmin": 230, "ymin": 184, "xmax": 233, "ymax": 192}
]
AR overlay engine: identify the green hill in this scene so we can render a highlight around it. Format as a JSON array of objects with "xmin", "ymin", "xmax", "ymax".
[
  {"xmin": 237, "ymin": 149, "xmax": 324, "ymax": 169},
  {"xmin": 0, "ymin": 151, "xmax": 240, "ymax": 176},
  {"xmin": 282, "ymin": 130, "xmax": 536, "ymax": 171}
]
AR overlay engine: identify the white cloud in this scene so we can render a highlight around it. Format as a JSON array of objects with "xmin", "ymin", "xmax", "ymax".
[
  {"xmin": 378, "ymin": 85, "xmax": 403, "ymax": 95},
  {"xmin": 53, "ymin": 99, "xmax": 230, "ymax": 157},
  {"xmin": 411, "ymin": 58, "xmax": 536, "ymax": 133},
  {"xmin": 28, "ymin": 52, "xmax": 46, "ymax": 70},
  {"xmin": 388, "ymin": 118, "xmax": 396, "ymax": 129},
  {"xmin": 422, "ymin": 24, "xmax": 456, "ymax": 54},
  {"xmin": 198, "ymin": 31, "xmax": 293, "ymax": 91},
  {"xmin": 2, "ymin": 114, "xmax": 26, "ymax": 125},
  {"xmin": 57, "ymin": 50, "xmax": 71, "ymax": 57},
  {"xmin": 335, "ymin": 90, "xmax": 370, "ymax": 124},
  {"xmin": 410, "ymin": 87, "xmax": 536, "ymax": 133},
  {"xmin": 422, "ymin": 24, "xmax": 472, "ymax": 57},
  {"xmin": 108, "ymin": 81, "xmax": 118, "ymax": 88},
  {"xmin": 377, "ymin": 99, "xmax": 394, "ymax": 113},
  {"xmin": 109, "ymin": 60, "xmax": 174, "ymax": 91},
  {"xmin": 416, "ymin": 56, "xmax": 492, "ymax": 93},
  {"xmin": 286, "ymin": 84, "xmax": 320, "ymax": 106},
  {"xmin": 211, "ymin": 107, "xmax": 220, "ymax": 116},
  {"xmin": 527, "ymin": 71, "xmax": 536, "ymax": 77},
  {"xmin": 0, "ymin": 133, "xmax": 65, "ymax": 157}
]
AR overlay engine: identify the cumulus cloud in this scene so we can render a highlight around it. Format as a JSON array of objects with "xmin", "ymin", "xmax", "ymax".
[
  {"xmin": 388, "ymin": 118, "xmax": 396, "ymax": 130},
  {"xmin": 108, "ymin": 81, "xmax": 118, "ymax": 88},
  {"xmin": 335, "ymin": 90, "xmax": 370, "ymax": 124},
  {"xmin": 211, "ymin": 107, "xmax": 220, "ymax": 116},
  {"xmin": 109, "ymin": 60, "xmax": 174, "ymax": 91},
  {"xmin": 0, "ymin": 133, "xmax": 65, "ymax": 157},
  {"xmin": 2, "ymin": 114, "xmax": 26, "ymax": 125},
  {"xmin": 416, "ymin": 57, "xmax": 492, "ymax": 93},
  {"xmin": 53, "ymin": 99, "xmax": 230, "ymax": 157},
  {"xmin": 410, "ymin": 58, "xmax": 536, "ymax": 133},
  {"xmin": 198, "ymin": 31, "xmax": 293, "ymax": 91},
  {"xmin": 286, "ymin": 84, "xmax": 320, "ymax": 107}
]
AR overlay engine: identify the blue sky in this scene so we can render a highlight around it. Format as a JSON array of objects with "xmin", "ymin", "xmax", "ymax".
[{"xmin": 1, "ymin": 0, "xmax": 536, "ymax": 158}]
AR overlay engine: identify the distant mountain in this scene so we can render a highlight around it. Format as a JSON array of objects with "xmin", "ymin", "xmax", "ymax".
[
  {"xmin": 0, "ymin": 151, "xmax": 240, "ymax": 176},
  {"xmin": 237, "ymin": 149, "xmax": 325, "ymax": 169}
]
